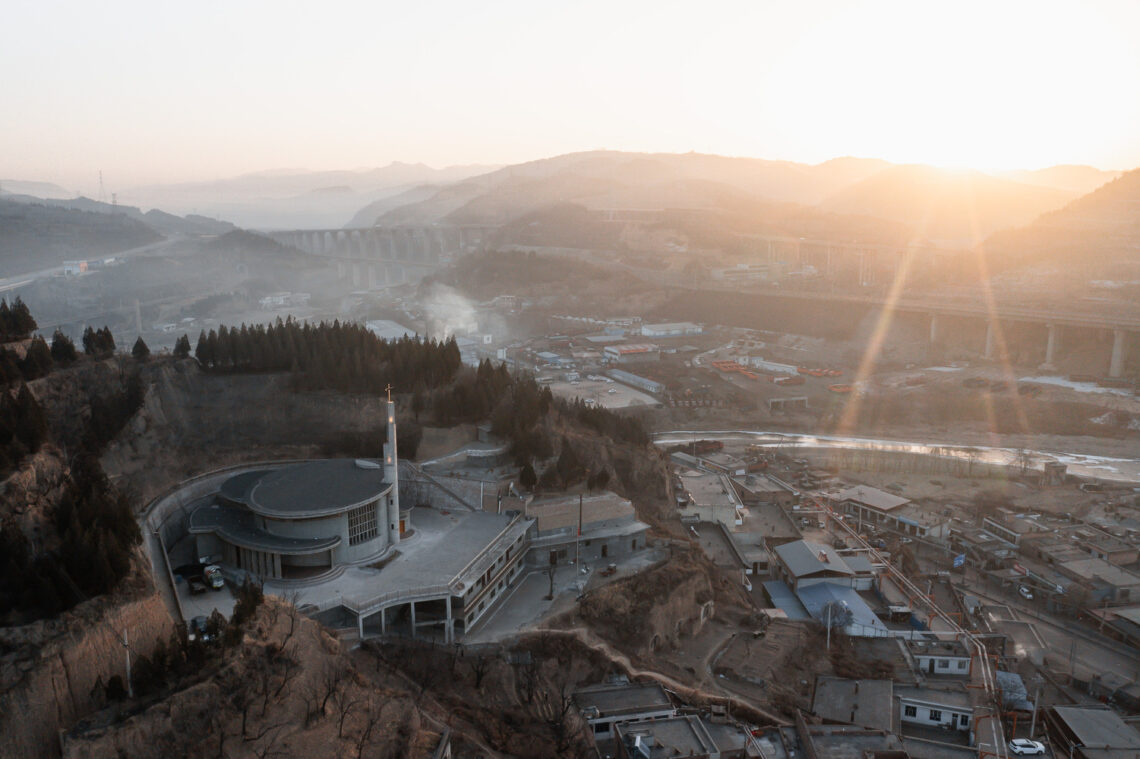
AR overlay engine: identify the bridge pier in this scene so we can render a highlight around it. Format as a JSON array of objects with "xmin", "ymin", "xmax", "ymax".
[
  {"xmin": 929, "ymin": 314, "xmax": 940, "ymax": 344},
  {"xmin": 1043, "ymin": 324, "xmax": 1060, "ymax": 369},
  {"xmin": 984, "ymin": 321, "xmax": 996, "ymax": 360},
  {"xmin": 1109, "ymin": 329, "xmax": 1128, "ymax": 378}
]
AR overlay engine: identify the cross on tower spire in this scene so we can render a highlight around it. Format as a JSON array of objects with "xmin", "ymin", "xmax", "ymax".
[{"xmin": 385, "ymin": 384, "xmax": 393, "ymax": 402}]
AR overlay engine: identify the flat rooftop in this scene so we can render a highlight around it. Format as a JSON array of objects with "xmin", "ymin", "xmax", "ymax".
[
  {"xmin": 526, "ymin": 492, "xmax": 634, "ymax": 532},
  {"xmin": 836, "ymin": 485, "xmax": 910, "ymax": 512},
  {"xmin": 327, "ymin": 507, "xmax": 531, "ymax": 613},
  {"xmin": 680, "ymin": 470, "xmax": 739, "ymax": 508},
  {"xmin": 574, "ymin": 681, "xmax": 672, "ymax": 717},
  {"xmin": 616, "ymin": 716, "xmax": 748, "ymax": 758},
  {"xmin": 1051, "ymin": 706, "xmax": 1140, "ymax": 751},
  {"xmin": 1059, "ymin": 558, "xmax": 1140, "ymax": 588},
  {"xmin": 895, "ymin": 685, "xmax": 972, "ymax": 710},
  {"xmin": 906, "ymin": 638, "xmax": 970, "ymax": 658},
  {"xmin": 812, "ymin": 677, "xmax": 894, "ymax": 732},
  {"xmin": 248, "ymin": 459, "xmax": 392, "ymax": 518}
]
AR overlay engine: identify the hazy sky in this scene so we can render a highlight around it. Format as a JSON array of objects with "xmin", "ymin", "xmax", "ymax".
[{"xmin": 3, "ymin": 0, "xmax": 1138, "ymax": 192}]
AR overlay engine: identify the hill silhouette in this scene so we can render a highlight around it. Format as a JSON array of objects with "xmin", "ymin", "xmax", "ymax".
[
  {"xmin": 984, "ymin": 168, "xmax": 1140, "ymax": 277},
  {"xmin": 818, "ymin": 164, "xmax": 1075, "ymax": 243}
]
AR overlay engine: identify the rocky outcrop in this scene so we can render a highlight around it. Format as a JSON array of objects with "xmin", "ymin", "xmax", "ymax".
[{"xmin": 1, "ymin": 446, "xmax": 68, "ymax": 546}]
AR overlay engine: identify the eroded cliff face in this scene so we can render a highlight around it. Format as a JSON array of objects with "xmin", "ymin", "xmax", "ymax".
[
  {"xmin": 576, "ymin": 548, "xmax": 719, "ymax": 656},
  {"xmin": 0, "ymin": 587, "xmax": 173, "ymax": 759},
  {"xmin": 58, "ymin": 598, "xmax": 441, "ymax": 759}
]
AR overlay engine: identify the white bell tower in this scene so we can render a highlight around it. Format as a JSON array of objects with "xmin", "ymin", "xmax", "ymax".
[{"xmin": 383, "ymin": 385, "xmax": 401, "ymax": 545}]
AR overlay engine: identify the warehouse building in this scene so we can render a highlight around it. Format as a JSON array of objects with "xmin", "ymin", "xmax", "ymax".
[{"xmin": 603, "ymin": 343, "xmax": 660, "ymax": 364}]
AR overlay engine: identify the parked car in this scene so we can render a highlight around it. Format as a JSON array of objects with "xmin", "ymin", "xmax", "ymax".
[
  {"xmin": 188, "ymin": 615, "xmax": 213, "ymax": 643},
  {"xmin": 1018, "ymin": 585, "xmax": 1034, "ymax": 600},
  {"xmin": 1008, "ymin": 738, "xmax": 1045, "ymax": 755}
]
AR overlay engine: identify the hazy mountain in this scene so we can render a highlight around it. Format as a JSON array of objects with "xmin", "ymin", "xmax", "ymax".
[
  {"xmin": 818, "ymin": 165, "xmax": 1076, "ymax": 243},
  {"xmin": 0, "ymin": 179, "xmax": 73, "ymax": 200},
  {"xmin": 1, "ymin": 194, "xmax": 235, "ymax": 237},
  {"xmin": 985, "ymin": 168, "xmax": 1140, "ymax": 275},
  {"xmin": 345, "ymin": 183, "xmax": 465, "ymax": 228},
  {"xmin": 121, "ymin": 162, "xmax": 499, "ymax": 229},
  {"xmin": 355, "ymin": 151, "xmax": 894, "ymax": 228},
  {"xmin": 352, "ymin": 151, "xmax": 1093, "ymax": 245},
  {"xmin": 1000, "ymin": 165, "xmax": 1121, "ymax": 195}
]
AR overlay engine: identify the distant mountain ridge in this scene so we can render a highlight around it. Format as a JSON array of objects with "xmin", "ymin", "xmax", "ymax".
[
  {"xmin": 121, "ymin": 162, "xmax": 501, "ymax": 230},
  {"xmin": 348, "ymin": 151, "xmax": 1107, "ymax": 245}
]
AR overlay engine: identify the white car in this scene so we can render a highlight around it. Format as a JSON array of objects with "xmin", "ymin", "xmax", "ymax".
[
  {"xmin": 1008, "ymin": 738, "xmax": 1045, "ymax": 755},
  {"xmin": 1018, "ymin": 585, "xmax": 1034, "ymax": 600}
]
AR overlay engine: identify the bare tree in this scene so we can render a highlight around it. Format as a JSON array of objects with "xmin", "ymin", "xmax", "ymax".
[
  {"xmin": 280, "ymin": 590, "xmax": 303, "ymax": 648},
  {"xmin": 249, "ymin": 725, "xmax": 288, "ymax": 759},
  {"xmin": 333, "ymin": 690, "xmax": 364, "ymax": 739},
  {"xmin": 469, "ymin": 652, "xmax": 493, "ymax": 689},
  {"xmin": 303, "ymin": 661, "xmax": 347, "ymax": 726},
  {"xmin": 352, "ymin": 701, "xmax": 384, "ymax": 759}
]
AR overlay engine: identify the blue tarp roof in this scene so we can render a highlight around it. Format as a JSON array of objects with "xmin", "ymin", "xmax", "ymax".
[
  {"xmin": 762, "ymin": 580, "xmax": 811, "ymax": 620},
  {"xmin": 796, "ymin": 582, "xmax": 888, "ymax": 635}
]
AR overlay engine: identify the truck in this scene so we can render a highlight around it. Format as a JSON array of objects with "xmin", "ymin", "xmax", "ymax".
[{"xmin": 174, "ymin": 562, "xmax": 225, "ymax": 593}]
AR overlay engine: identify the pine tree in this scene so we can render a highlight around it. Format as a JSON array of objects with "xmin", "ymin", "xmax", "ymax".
[
  {"xmin": 20, "ymin": 336, "xmax": 53, "ymax": 380},
  {"xmin": 132, "ymin": 336, "xmax": 150, "ymax": 361},
  {"xmin": 173, "ymin": 334, "xmax": 191, "ymax": 359},
  {"xmin": 519, "ymin": 462, "xmax": 537, "ymax": 490},
  {"xmin": 51, "ymin": 330, "xmax": 78, "ymax": 364}
]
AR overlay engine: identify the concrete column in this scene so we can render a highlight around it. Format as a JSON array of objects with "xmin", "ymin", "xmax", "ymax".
[
  {"xmin": 930, "ymin": 314, "xmax": 940, "ymax": 344},
  {"xmin": 1109, "ymin": 329, "xmax": 1127, "ymax": 378},
  {"xmin": 984, "ymin": 321, "xmax": 996, "ymax": 359},
  {"xmin": 357, "ymin": 613, "xmax": 364, "ymax": 639},
  {"xmin": 445, "ymin": 597, "xmax": 453, "ymax": 644},
  {"xmin": 1044, "ymin": 324, "xmax": 1059, "ymax": 367},
  {"xmin": 409, "ymin": 602, "xmax": 416, "ymax": 636},
  {"xmin": 380, "ymin": 608, "xmax": 386, "ymax": 634}
]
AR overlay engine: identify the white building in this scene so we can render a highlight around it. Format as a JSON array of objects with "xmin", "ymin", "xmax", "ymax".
[{"xmin": 640, "ymin": 322, "xmax": 703, "ymax": 338}]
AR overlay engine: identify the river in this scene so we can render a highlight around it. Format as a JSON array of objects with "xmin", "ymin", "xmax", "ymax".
[{"xmin": 652, "ymin": 430, "xmax": 1140, "ymax": 484}]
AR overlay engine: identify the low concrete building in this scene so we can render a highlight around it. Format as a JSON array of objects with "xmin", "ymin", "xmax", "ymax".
[
  {"xmin": 614, "ymin": 715, "xmax": 759, "ymax": 759},
  {"xmin": 768, "ymin": 717, "xmax": 909, "ymax": 759},
  {"xmin": 640, "ymin": 322, "xmax": 703, "ymax": 338},
  {"xmin": 606, "ymin": 368, "xmax": 664, "ymax": 394},
  {"xmin": 677, "ymin": 469, "xmax": 744, "ymax": 528},
  {"xmin": 524, "ymin": 491, "xmax": 649, "ymax": 566},
  {"xmin": 812, "ymin": 677, "xmax": 895, "ymax": 732},
  {"xmin": 834, "ymin": 486, "xmax": 948, "ymax": 540},
  {"xmin": 770, "ymin": 540, "xmax": 870, "ymax": 591},
  {"xmin": 731, "ymin": 474, "xmax": 799, "ymax": 508},
  {"xmin": 574, "ymin": 680, "xmax": 675, "ymax": 744},
  {"xmin": 1045, "ymin": 705, "xmax": 1140, "ymax": 759},
  {"xmin": 1057, "ymin": 558, "xmax": 1140, "ymax": 603},
  {"xmin": 906, "ymin": 639, "xmax": 971, "ymax": 677},
  {"xmin": 895, "ymin": 685, "xmax": 973, "ymax": 732},
  {"xmin": 604, "ymin": 343, "xmax": 660, "ymax": 364}
]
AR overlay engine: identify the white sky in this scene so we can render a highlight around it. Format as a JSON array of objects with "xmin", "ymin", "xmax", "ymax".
[{"xmin": 3, "ymin": 0, "xmax": 1138, "ymax": 192}]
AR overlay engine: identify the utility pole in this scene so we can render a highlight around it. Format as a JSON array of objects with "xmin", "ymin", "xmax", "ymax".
[
  {"xmin": 122, "ymin": 628, "xmax": 133, "ymax": 699},
  {"xmin": 826, "ymin": 604, "xmax": 832, "ymax": 651},
  {"xmin": 1029, "ymin": 676, "xmax": 1043, "ymax": 737},
  {"xmin": 575, "ymin": 494, "xmax": 582, "ymax": 570}
]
